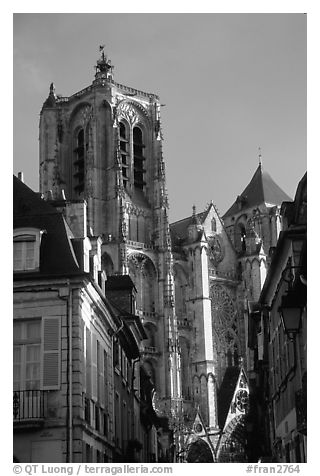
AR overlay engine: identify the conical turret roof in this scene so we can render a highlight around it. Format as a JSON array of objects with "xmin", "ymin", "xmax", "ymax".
[{"xmin": 223, "ymin": 164, "xmax": 292, "ymax": 218}]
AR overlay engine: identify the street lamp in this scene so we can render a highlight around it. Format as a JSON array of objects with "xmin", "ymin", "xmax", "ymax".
[{"xmin": 278, "ymin": 290, "xmax": 304, "ymax": 341}]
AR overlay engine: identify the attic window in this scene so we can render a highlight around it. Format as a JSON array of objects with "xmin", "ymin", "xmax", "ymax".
[
  {"xmin": 13, "ymin": 228, "xmax": 42, "ymax": 271},
  {"xmin": 211, "ymin": 217, "xmax": 216, "ymax": 232}
]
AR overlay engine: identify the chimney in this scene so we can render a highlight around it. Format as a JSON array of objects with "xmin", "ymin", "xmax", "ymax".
[
  {"xmin": 105, "ymin": 275, "xmax": 137, "ymax": 315},
  {"xmin": 65, "ymin": 200, "xmax": 87, "ymax": 238},
  {"xmin": 47, "ymin": 190, "xmax": 54, "ymax": 200},
  {"xmin": 18, "ymin": 172, "xmax": 24, "ymax": 183}
]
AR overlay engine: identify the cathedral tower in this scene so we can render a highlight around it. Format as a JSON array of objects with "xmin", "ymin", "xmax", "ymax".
[
  {"xmin": 39, "ymin": 48, "xmax": 181, "ymax": 412},
  {"xmin": 223, "ymin": 162, "xmax": 292, "ymax": 302}
]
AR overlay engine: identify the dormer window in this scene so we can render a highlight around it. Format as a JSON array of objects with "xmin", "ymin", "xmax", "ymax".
[{"xmin": 13, "ymin": 228, "xmax": 43, "ymax": 271}]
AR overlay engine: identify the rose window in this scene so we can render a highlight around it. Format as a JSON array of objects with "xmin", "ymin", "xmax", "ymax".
[{"xmin": 210, "ymin": 284, "xmax": 235, "ymax": 328}]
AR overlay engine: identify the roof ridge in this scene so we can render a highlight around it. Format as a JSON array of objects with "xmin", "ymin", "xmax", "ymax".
[{"xmin": 170, "ymin": 208, "xmax": 208, "ymax": 227}]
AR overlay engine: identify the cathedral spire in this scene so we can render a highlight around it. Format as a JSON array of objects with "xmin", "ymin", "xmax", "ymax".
[
  {"xmin": 191, "ymin": 204, "xmax": 201, "ymax": 226},
  {"xmin": 258, "ymin": 147, "xmax": 262, "ymax": 167},
  {"xmin": 43, "ymin": 82, "xmax": 57, "ymax": 108},
  {"xmin": 192, "ymin": 204, "xmax": 197, "ymax": 223}
]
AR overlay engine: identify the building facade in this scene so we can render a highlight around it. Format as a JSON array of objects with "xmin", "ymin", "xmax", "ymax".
[
  {"xmin": 258, "ymin": 173, "xmax": 307, "ymax": 462},
  {"xmin": 14, "ymin": 48, "xmax": 304, "ymax": 463},
  {"xmin": 13, "ymin": 176, "xmax": 158, "ymax": 463},
  {"xmin": 39, "ymin": 49, "xmax": 181, "ymax": 427},
  {"xmin": 169, "ymin": 160, "xmax": 291, "ymax": 461}
]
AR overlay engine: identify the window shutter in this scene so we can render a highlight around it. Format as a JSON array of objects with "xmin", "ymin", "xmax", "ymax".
[
  {"xmin": 98, "ymin": 342, "xmax": 104, "ymax": 407},
  {"xmin": 91, "ymin": 333, "xmax": 98, "ymax": 401},
  {"xmin": 103, "ymin": 350, "xmax": 108, "ymax": 410},
  {"xmin": 81, "ymin": 321, "xmax": 86, "ymax": 392},
  {"xmin": 86, "ymin": 327, "xmax": 91, "ymax": 397},
  {"xmin": 42, "ymin": 317, "xmax": 61, "ymax": 390}
]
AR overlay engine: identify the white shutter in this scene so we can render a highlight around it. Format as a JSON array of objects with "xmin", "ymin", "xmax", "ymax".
[
  {"xmin": 42, "ymin": 317, "xmax": 61, "ymax": 390},
  {"xmin": 91, "ymin": 333, "xmax": 97, "ymax": 401}
]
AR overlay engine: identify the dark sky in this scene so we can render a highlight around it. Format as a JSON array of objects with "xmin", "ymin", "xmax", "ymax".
[{"xmin": 13, "ymin": 13, "xmax": 306, "ymax": 222}]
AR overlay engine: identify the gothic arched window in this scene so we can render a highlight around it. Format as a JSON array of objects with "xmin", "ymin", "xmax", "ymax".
[
  {"xmin": 133, "ymin": 126, "xmax": 146, "ymax": 190},
  {"xmin": 73, "ymin": 128, "xmax": 85, "ymax": 194},
  {"xmin": 101, "ymin": 252, "xmax": 114, "ymax": 276},
  {"xmin": 235, "ymin": 222, "xmax": 246, "ymax": 253},
  {"xmin": 179, "ymin": 337, "xmax": 191, "ymax": 399},
  {"xmin": 119, "ymin": 121, "xmax": 129, "ymax": 189}
]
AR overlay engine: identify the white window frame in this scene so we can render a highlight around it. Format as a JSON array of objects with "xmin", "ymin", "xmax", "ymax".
[
  {"xmin": 13, "ymin": 319, "xmax": 42, "ymax": 390},
  {"xmin": 13, "ymin": 316, "xmax": 61, "ymax": 391},
  {"xmin": 13, "ymin": 227, "xmax": 44, "ymax": 271}
]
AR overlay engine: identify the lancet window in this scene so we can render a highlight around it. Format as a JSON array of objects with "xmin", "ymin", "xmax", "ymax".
[
  {"xmin": 133, "ymin": 126, "xmax": 146, "ymax": 190},
  {"xmin": 73, "ymin": 127, "xmax": 88, "ymax": 195},
  {"xmin": 119, "ymin": 121, "xmax": 129, "ymax": 189}
]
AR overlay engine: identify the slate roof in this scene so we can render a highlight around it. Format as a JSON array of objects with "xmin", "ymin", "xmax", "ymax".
[
  {"xmin": 223, "ymin": 164, "xmax": 292, "ymax": 219},
  {"xmin": 105, "ymin": 275, "xmax": 137, "ymax": 291},
  {"xmin": 170, "ymin": 209, "xmax": 209, "ymax": 245},
  {"xmin": 217, "ymin": 366, "xmax": 241, "ymax": 429},
  {"xmin": 13, "ymin": 175, "xmax": 80, "ymax": 276}
]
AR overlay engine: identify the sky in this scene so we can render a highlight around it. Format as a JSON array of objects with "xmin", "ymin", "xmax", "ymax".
[
  {"xmin": 7, "ymin": 6, "xmax": 319, "ymax": 468},
  {"xmin": 13, "ymin": 12, "xmax": 307, "ymax": 223}
]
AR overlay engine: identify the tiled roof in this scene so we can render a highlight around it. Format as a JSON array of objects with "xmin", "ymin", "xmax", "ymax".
[
  {"xmin": 223, "ymin": 165, "xmax": 292, "ymax": 218},
  {"xmin": 13, "ymin": 175, "xmax": 80, "ymax": 276}
]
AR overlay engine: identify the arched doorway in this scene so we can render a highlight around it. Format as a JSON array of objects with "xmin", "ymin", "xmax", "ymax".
[
  {"xmin": 217, "ymin": 414, "xmax": 248, "ymax": 462},
  {"xmin": 186, "ymin": 438, "xmax": 214, "ymax": 463}
]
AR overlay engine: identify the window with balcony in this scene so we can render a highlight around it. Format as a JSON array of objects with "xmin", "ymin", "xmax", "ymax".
[
  {"xmin": 13, "ymin": 317, "xmax": 61, "ymax": 391},
  {"xmin": 13, "ymin": 317, "xmax": 61, "ymax": 422},
  {"xmin": 13, "ymin": 320, "xmax": 41, "ymax": 391}
]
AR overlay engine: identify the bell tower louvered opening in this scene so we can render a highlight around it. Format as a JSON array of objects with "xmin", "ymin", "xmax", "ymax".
[
  {"xmin": 133, "ymin": 126, "xmax": 146, "ymax": 191},
  {"xmin": 119, "ymin": 121, "xmax": 129, "ymax": 189},
  {"xmin": 73, "ymin": 128, "xmax": 85, "ymax": 195}
]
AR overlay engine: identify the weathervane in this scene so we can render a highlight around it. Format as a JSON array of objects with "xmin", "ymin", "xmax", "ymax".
[
  {"xmin": 258, "ymin": 147, "xmax": 262, "ymax": 166},
  {"xmin": 99, "ymin": 44, "xmax": 106, "ymax": 62},
  {"xmin": 95, "ymin": 44, "xmax": 114, "ymax": 78}
]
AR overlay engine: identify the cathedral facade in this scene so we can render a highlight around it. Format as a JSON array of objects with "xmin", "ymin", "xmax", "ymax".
[{"xmin": 38, "ymin": 49, "xmax": 292, "ymax": 462}]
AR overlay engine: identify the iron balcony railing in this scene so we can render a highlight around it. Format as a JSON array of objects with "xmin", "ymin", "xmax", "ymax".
[{"xmin": 13, "ymin": 390, "xmax": 47, "ymax": 422}]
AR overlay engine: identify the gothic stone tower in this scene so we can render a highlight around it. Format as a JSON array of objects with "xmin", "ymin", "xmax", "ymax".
[
  {"xmin": 39, "ymin": 49, "xmax": 181, "ymax": 413},
  {"xmin": 170, "ymin": 162, "xmax": 291, "ymax": 461},
  {"xmin": 170, "ymin": 202, "xmax": 242, "ymax": 454},
  {"xmin": 222, "ymin": 161, "xmax": 292, "ymax": 385}
]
